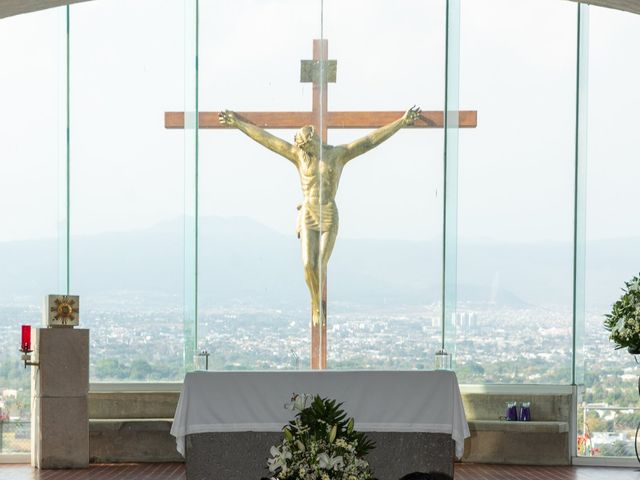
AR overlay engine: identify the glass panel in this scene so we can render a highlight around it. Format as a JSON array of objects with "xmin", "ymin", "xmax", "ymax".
[
  {"xmin": 59, "ymin": 7, "xmax": 70, "ymax": 293},
  {"xmin": 0, "ymin": 7, "xmax": 62, "ymax": 453},
  {"xmin": 70, "ymin": 0, "xmax": 185, "ymax": 382},
  {"xmin": 455, "ymin": 0, "xmax": 576, "ymax": 384},
  {"xmin": 443, "ymin": 0, "xmax": 461, "ymax": 363},
  {"xmin": 322, "ymin": 0, "xmax": 445, "ymax": 369},
  {"xmin": 573, "ymin": 2, "xmax": 589, "ymax": 389},
  {"xmin": 183, "ymin": 0, "xmax": 198, "ymax": 372},
  {"xmin": 578, "ymin": 5, "xmax": 640, "ymax": 459},
  {"xmin": 572, "ymin": 4, "xmax": 589, "ymax": 461},
  {"xmin": 198, "ymin": 0, "xmax": 320, "ymax": 369}
]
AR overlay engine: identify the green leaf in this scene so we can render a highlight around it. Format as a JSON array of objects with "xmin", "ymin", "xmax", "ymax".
[{"xmin": 329, "ymin": 424, "xmax": 337, "ymax": 443}]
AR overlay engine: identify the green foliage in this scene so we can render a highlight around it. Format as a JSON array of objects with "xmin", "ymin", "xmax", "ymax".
[
  {"xmin": 93, "ymin": 357, "xmax": 178, "ymax": 381},
  {"xmin": 599, "ymin": 440, "xmax": 635, "ymax": 457},
  {"xmin": 266, "ymin": 394, "xmax": 376, "ymax": 480},
  {"xmin": 604, "ymin": 273, "xmax": 640, "ymax": 351},
  {"xmin": 0, "ymin": 358, "xmax": 29, "ymax": 390},
  {"xmin": 584, "ymin": 411, "xmax": 609, "ymax": 433},
  {"xmin": 615, "ymin": 411, "xmax": 640, "ymax": 429},
  {"xmin": 288, "ymin": 395, "xmax": 375, "ymax": 457}
]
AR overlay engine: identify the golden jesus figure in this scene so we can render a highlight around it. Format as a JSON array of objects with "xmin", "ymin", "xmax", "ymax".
[{"xmin": 218, "ymin": 106, "xmax": 421, "ymax": 328}]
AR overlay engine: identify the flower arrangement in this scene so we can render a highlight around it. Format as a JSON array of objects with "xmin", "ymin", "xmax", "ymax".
[
  {"xmin": 265, "ymin": 393, "xmax": 376, "ymax": 480},
  {"xmin": 576, "ymin": 432, "xmax": 600, "ymax": 457},
  {"xmin": 604, "ymin": 274, "xmax": 640, "ymax": 354}
]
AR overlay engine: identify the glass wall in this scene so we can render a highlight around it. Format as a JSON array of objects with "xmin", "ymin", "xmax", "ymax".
[
  {"xmin": 578, "ymin": 5, "xmax": 640, "ymax": 458},
  {"xmin": 70, "ymin": 0, "xmax": 185, "ymax": 381},
  {"xmin": 197, "ymin": 0, "xmax": 445, "ymax": 370},
  {"xmin": 0, "ymin": 8, "xmax": 62, "ymax": 453},
  {"xmin": 198, "ymin": 0, "xmax": 320, "ymax": 369},
  {"xmin": 322, "ymin": 0, "xmax": 445, "ymax": 369},
  {"xmin": 454, "ymin": 0, "xmax": 576, "ymax": 384},
  {"xmin": 1, "ymin": 0, "xmax": 640, "ymax": 459}
]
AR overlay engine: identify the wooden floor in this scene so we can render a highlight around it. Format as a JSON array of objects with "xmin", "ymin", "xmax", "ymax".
[{"xmin": 0, "ymin": 463, "xmax": 639, "ymax": 480}]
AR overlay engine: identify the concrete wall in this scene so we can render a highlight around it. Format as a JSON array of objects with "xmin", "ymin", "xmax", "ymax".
[
  {"xmin": 89, "ymin": 392, "xmax": 179, "ymax": 419},
  {"xmin": 87, "ymin": 390, "xmax": 573, "ymax": 465}
]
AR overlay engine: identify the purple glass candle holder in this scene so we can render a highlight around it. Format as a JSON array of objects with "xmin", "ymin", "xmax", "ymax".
[
  {"xmin": 505, "ymin": 401, "xmax": 518, "ymax": 421},
  {"xmin": 519, "ymin": 402, "xmax": 531, "ymax": 421}
]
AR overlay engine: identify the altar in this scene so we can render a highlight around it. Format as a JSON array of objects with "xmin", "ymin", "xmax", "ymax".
[{"xmin": 171, "ymin": 370, "xmax": 469, "ymax": 480}]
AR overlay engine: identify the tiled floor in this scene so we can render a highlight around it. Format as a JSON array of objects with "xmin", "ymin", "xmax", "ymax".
[
  {"xmin": 0, "ymin": 463, "xmax": 184, "ymax": 480},
  {"xmin": 455, "ymin": 464, "xmax": 640, "ymax": 479},
  {"xmin": 0, "ymin": 463, "xmax": 639, "ymax": 480}
]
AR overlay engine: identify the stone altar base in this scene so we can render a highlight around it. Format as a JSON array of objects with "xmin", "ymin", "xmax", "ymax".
[{"xmin": 186, "ymin": 432, "xmax": 454, "ymax": 480}]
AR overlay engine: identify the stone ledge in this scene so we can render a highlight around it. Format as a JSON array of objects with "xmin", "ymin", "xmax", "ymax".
[
  {"xmin": 89, "ymin": 392, "xmax": 180, "ymax": 419},
  {"xmin": 90, "ymin": 419, "xmax": 173, "ymax": 432},
  {"xmin": 469, "ymin": 420, "xmax": 569, "ymax": 433}
]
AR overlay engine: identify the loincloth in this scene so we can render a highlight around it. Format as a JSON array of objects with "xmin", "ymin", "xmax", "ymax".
[{"xmin": 296, "ymin": 200, "xmax": 339, "ymax": 236}]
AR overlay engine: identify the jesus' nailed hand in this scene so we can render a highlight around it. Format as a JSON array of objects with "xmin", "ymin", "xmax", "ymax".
[{"xmin": 218, "ymin": 106, "xmax": 421, "ymax": 326}]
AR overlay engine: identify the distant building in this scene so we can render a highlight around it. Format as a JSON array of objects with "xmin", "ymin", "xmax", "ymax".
[
  {"xmin": 591, "ymin": 431, "xmax": 628, "ymax": 446},
  {"xmin": 1, "ymin": 389, "xmax": 18, "ymax": 399}
]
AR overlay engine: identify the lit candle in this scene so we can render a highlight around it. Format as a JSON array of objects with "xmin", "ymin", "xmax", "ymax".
[{"xmin": 21, "ymin": 325, "xmax": 31, "ymax": 352}]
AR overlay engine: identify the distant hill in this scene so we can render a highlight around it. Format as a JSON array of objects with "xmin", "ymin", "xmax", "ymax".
[{"xmin": 0, "ymin": 215, "xmax": 637, "ymax": 310}]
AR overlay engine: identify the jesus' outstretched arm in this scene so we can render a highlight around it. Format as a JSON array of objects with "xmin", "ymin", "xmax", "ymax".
[
  {"xmin": 218, "ymin": 110, "xmax": 298, "ymax": 164},
  {"xmin": 338, "ymin": 106, "xmax": 421, "ymax": 165}
]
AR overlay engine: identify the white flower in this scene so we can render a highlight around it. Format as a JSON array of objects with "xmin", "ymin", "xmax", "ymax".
[
  {"xmin": 317, "ymin": 452, "xmax": 344, "ymax": 470},
  {"xmin": 335, "ymin": 438, "xmax": 348, "ymax": 449},
  {"xmin": 267, "ymin": 445, "xmax": 292, "ymax": 474},
  {"xmin": 612, "ymin": 317, "xmax": 626, "ymax": 335},
  {"xmin": 284, "ymin": 393, "xmax": 312, "ymax": 411}
]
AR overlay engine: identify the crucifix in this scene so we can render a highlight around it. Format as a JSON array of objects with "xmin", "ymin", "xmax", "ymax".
[{"xmin": 165, "ymin": 39, "xmax": 477, "ymax": 370}]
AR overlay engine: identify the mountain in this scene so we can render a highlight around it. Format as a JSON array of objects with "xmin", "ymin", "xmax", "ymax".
[{"xmin": 0, "ymin": 216, "xmax": 637, "ymax": 309}]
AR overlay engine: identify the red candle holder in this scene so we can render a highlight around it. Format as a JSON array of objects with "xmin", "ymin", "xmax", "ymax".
[
  {"xmin": 19, "ymin": 325, "xmax": 38, "ymax": 368},
  {"xmin": 21, "ymin": 325, "xmax": 31, "ymax": 352}
]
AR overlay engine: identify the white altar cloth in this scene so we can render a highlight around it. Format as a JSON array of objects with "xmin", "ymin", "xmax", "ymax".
[{"xmin": 171, "ymin": 370, "xmax": 470, "ymax": 459}]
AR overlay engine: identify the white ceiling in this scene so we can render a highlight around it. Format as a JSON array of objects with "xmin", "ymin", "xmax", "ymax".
[{"xmin": 0, "ymin": 0, "xmax": 639, "ymax": 20}]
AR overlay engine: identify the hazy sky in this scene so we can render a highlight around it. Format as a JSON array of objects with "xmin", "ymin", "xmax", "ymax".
[{"xmin": 0, "ymin": 0, "xmax": 639, "ymax": 243}]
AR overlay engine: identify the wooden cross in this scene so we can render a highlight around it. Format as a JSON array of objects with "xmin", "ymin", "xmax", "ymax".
[{"xmin": 165, "ymin": 39, "xmax": 477, "ymax": 370}]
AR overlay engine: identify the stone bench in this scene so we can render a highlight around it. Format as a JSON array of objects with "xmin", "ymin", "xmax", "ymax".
[
  {"xmin": 88, "ymin": 391, "xmax": 182, "ymax": 463},
  {"xmin": 460, "ymin": 392, "xmax": 571, "ymax": 465},
  {"xmin": 87, "ymin": 389, "xmax": 573, "ymax": 466},
  {"xmin": 89, "ymin": 419, "xmax": 183, "ymax": 463}
]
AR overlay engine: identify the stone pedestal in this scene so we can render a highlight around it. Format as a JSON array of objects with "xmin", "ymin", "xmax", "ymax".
[{"xmin": 31, "ymin": 328, "xmax": 89, "ymax": 469}]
